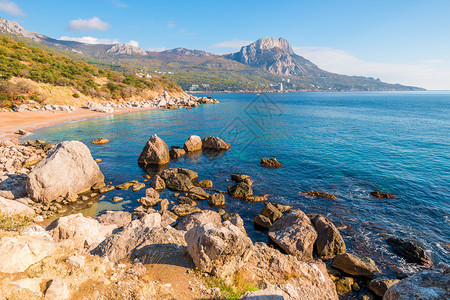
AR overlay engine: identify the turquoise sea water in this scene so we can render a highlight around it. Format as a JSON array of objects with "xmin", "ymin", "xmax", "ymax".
[{"xmin": 27, "ymin": 91, "xmax": 449, "ymax": 276}]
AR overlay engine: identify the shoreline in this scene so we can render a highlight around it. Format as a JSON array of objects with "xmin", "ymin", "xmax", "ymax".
[{"xmin": 0, "ymin": 106, "xmax": 159, "ymax": 143}]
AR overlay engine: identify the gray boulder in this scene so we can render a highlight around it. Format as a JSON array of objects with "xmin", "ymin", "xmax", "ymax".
[
  {"xmin": 185, "ymin": 223, "xmax": 253, "ymax": 279},
  {"xmin": 92, "ymin": 213, "xmax": 186, "ymax": 263},
  {"xmin": 268, "ymin": 209, "xmax": 317, "ymax": 261},
  {"xmin": 312, "ymin": 215, "xmax": 346, "ymax": 258},
  {"xmin": 137, "ymin": 134, "xmax": 170, "ymax": 166},
  {"xmin": 241, "ymin": 242, "xmax": 339, "ymax": 300},
  {"xmin": 97, "ymin": 211, "xmax": 132, "ymax": 228},
  {"xmin": 27, "ymin": 141, "xmax": 104, "ymax": 203},
  {"xmin": 331, "ymin": 253, "xmax": 379, "ymax": 277},
  {"xmin": 175, "ymin": 210, "xmax": 222, "ymax": 231},
  {"xmin": 383, "ymin": 269, "xmax": 449, "ymax": 300},
  {"xmin": 368, "ymin": 278, "xmax": 400, "ymax": 297}
]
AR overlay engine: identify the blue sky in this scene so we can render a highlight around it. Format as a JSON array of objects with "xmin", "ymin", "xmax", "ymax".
[{"xmin": 2, "ymin": 0, "xmax": 450, "ymax": 89}]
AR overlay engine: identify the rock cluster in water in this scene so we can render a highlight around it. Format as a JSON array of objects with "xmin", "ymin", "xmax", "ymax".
[{"xmin": 0, "ymin": 132, "xmax": 445, "ymax": 299}]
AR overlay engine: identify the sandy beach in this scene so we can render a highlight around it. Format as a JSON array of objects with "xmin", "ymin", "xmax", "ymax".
[{"xmin": 0, "ymin": 107, "xmax": 156, "ymax": 142}]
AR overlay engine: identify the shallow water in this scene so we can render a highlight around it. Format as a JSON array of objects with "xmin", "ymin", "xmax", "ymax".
[{"xmin": 27, "ymin": 91, "xmax": 450, "ymax": 276}]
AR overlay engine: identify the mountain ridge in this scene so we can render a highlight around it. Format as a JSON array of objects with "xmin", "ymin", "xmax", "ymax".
[{"xmin": 0, "ymin": 16, "xmax": 424, "ymax": 92}]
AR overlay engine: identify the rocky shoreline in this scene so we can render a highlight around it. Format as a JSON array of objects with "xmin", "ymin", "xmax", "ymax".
[
  {"xmin": 0, "ymin": 133, "xmax": 448, "ymax": 299},
  {"xmin": 8, "ymin": 91, "xmax": 218, "ymax": 114}
]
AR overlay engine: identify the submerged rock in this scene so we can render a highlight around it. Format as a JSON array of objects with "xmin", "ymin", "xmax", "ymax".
[
  {"xmin": 302, "ymin": 190, "xmax": 337, "ymax": 200},
  {"xmin": 331, "ymin": 253, "xmax": 379, "ymax": 277},
  {"xmin": 137, "ymin": 134, "xmax": 170, "ymax": 166},
  {"xmin": 27, "ymin": 141, "xmax": 104, "ymax": 203},
  {"xmin": 370, "ymin": 190, "xmax": 395, "ymax": 198},
  {"xmin": 91, "ymin": 138, "xmax": 110, "ymax": 145},
  {"xmin": 386, "ymin": 237, "xmax": 432, "ymax": 266},
  {"xmin": 261, "ymin": 157, "xmax": 281, "ymax": 168},
  {"xmin": 268, "ymin": 209, "xmax": 317, "ymax": 261}
]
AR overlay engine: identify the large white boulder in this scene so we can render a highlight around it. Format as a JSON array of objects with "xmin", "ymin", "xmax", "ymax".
[{"xmin": 27, "ymin": 141, "xmax": 104, "ymax": 203}]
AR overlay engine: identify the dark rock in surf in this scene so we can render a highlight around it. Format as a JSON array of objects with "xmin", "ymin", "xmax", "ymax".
[{"xmin": 386, "ymin": 237, "xmax": 432, "ymax": 266}]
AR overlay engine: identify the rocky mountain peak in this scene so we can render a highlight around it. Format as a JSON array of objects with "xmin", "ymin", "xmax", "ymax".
[
  {"xmin": 251, "ymin": 37, "xmax": 294, "ymax": 55},
  {"xmin": 0, "ymin": 16, "xmax": 42, "ymax": 42},
  {"xmin": 225, "ymin": 37, "xmax": 320, "ymax": 76},
  {"xmin": 106, "ymin": 43, "xmax": 147, "ymax": 56}
]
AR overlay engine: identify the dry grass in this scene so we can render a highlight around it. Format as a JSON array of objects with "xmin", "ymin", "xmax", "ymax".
[
  {"xmin": 0, "ymin": 213, "xmax": 31, "ymax": 231},
  {"xmin": 198, "ymin": 270, "xmax": 259, "ymax": 300}
]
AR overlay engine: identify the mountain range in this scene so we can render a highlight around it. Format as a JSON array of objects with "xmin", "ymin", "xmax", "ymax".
[{"xmin": 0, "ymin": 16, "xmax": 423, "ymax": 92}]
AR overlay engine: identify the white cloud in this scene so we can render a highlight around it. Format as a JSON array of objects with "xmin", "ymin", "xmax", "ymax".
[
  {"xmin": 59, "ymin": 36, "xmax": 118, "ymax": 45},
  {"xmin": 293, "ymin": 46, "xmax": 450, "ymax": 90},
  {"xmin": 127, "ymin": 40, "xmax": 139, "ymax": 47},
  {"xmin": 67, "ymin": 17, "xmax": 110, "ymax": 31},
  {"xmin": 147, "ymin": 46, "xmax": 166, "ymax": 52},
  {"xmin": 167, "ymin": 22, "xmax": 175, "ymax": 28},
  {"xmin": 0, "ymin": 0, "xmax": 26, "ymax": 16},
  {"xmin": 112, "ymin": 0, "xmax": 127, "ymax": 8},
  {"xmin": 179, "ymin": 28, "xmax": 195, "ymax": 36},
  {"xmin": 210, "ymin": 39, "xmax": 252, "ymax": 50}
]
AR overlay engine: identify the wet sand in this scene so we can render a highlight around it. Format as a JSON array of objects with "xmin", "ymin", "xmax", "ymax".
[{"xmin": 0, "ymin": 107, "xmax": 156, "ymax": 142}]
